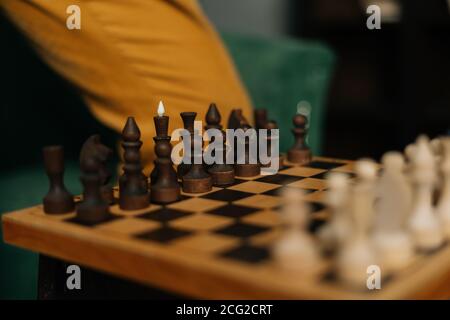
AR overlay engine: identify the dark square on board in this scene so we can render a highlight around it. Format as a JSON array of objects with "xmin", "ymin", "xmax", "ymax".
[
  {"xmin": 220, "ymin": 244, "xmax": 270, "ymax": 264},
  {"xmin": 135, "ymin": 226, "xmax": 192, "ymax": 244},
  {"xmin": 255, "ymin": 174, "xmax": 303, "ymax": 185},
  {"xmin": 136, "ymin": 207, "xmax": 193, "ymax": 222},
  {"xmin": 200, "ymin": 189, "xmax": 253, "ymax": 202},
  {"xmin": 206, "ymin": 204, "xmax": 260, "ymax": 218},
  {"xmin": 307, "ymin": 161, "xmax": 346, "ymax": 170},
  {"xmin": 262, "ymin": 186, "xmax": 316, "ymax": 197},
  {"xmin": 214, "ymin": 222, "xmax": 270, "ymax": 238}
]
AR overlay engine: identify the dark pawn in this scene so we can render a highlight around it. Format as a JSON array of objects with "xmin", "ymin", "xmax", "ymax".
[
  {"xmin": 182, "ymin": 134, "xmax": 212, "ymax": 193},
  {"xmin": 42, "ymin": 146, "xmax": 75, "ymax": 214},
  {"xmin": 177, "ymin": 112, "xmax": 197, "ymax": 179},
  {"xmin": 150, "ymin": 136, "xmax": 177, "ymax": 185},
  {"xmin": 234, "ymin": 125, "xmax": 260, "ymax": 177},
  {"xmin": 80, "ymin": 135, "xmax": 114, "ymax": 204},
  {"xmin": 77, "ymin": 155, "xmax": 110, "ymax": 224},
  {"xmin": 260, "ymin": 120, "xmax": 283, "ymax": 170},
  {"xmin": 227, "ymin": 109, "xmax": 250, "ymax": 129},
  {"xmin": 254, "ymin": 108, "xmax": 268, "ymax": 130},
  {"xmin": 208, "ymin": 130, "xmax": 235, "ymax": 186},
  {"xmin": 151, "ymin": 158, "xmax": 180, "ymax": 204},
  {"xmin": 119, "ymin": 117, "xmax": 150, "ymax": 210},
  {"xmin": 287, "ymin": 114, "xmax": 312, "ymax": 165}
]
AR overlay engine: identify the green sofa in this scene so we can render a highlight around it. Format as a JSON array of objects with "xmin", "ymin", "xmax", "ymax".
[{"xmin": 0, "ymin": 27, "xmax": 334, "ymax": 299}]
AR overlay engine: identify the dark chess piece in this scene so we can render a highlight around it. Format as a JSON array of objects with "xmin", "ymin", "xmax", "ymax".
[
  {"xmin": 177, "ymin": 112, "xmax": 197, "ymax": 179},
  {"xmin": 227, "ymin": 109, "xmax": 260, "ymax": 177},
  {"xmin": 260, "ymin": 120, "xmax": 284, "ymax": 169},
  {"xmin": 227, "ymin": 109, "xmax": 249, "ymax": 129},
  {"xmin": 79, "ymin": 135, "xmax": 114, "ymax": 204},
  {"xmin": 150, "ymin": 135, "xmax": 180, "ymax": 204},
  {"xmin": 119, "ymin": 117, "xmax": 150, "ymax": 210},
  {"xmin": 42, "ymin": 145, "xmax": 75, "ymax": 214},
  {"xmin": 151, "ymin": 157, "xmax": 181, "ymax": 204},
  {"xmin": 182, "ymin": 133, "xmax": 213, "ymax": 193},
  {"xmin": 287, "ymin": 114, "xmax": 312, "ymax": 165},
  {"xmin": 154, "ymin": 102, "xmax": 169, "ymax": 137},
  {"xmin": 204, "ymin": 103, "xmax": 222, "ymax": 171},
  {"xmin": 254, "ymin": 108, "xmax": 268, "ymax": 130},
  {"xmin": 228, "ymin": 111, "xmax": 260, "ymax": 177},
  {"xmin": 77, "ymin": 151, "xmax": 110, "ymax": 224},
  {"xmin": 208, "ymin": 130, "xmax": 235, "ymax": 186},
  {"xmin": 234, "ymin": 126, "xmax": 261, "ymax": 177},
  {"xmin": 150, "ymin": 112, "xmax": 177, "ymax": 186}
]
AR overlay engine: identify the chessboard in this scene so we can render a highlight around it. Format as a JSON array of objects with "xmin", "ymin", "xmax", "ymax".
[{"xmin": 3, "ymin": 156, "xmax": 450, "ymax": 299}]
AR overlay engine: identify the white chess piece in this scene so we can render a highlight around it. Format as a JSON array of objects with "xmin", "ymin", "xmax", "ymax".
[
  {"xmin": 337, "ymin": 159, "xmax": 378, "ymax": 288},
  {"xmin": 318, "ymin": 172, "xmax": 351, "ymax": 252},
  {"xmin": 430, "ymin": 136, "xmax": 444, "ymax": 162},
  {"xmin": 437, "ymin": 138, "xmax": 450, "ymax": 239},
  {"xmin": 407, "ymin": 135, "xmax": 444, "ymax": 251},
  {"xmin": 405, "ymin": 143, "xmax": 417, "ymax": 162},
  {"xmin": 372, "ymin": 152, "xmax": 414, "ymax": 273},
  {"xmin": 273, "ymin": 188, "xmax": 323, "ymax": 276}
]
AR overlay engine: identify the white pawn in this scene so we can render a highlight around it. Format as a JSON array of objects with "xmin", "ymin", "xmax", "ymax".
[
  {"xmin": 430, "ymin": 136, "xmax": 445, "ymax": 163},
  {"xmin": 273, "ymin": 188, "xmax": 323, "ymax": 276},
  {"xmin": 372, "ymin": 152, "xmax": 414, "ymax": 273},
  {"xmin": 437, "ymin": 138, "xmax": 450, "ymax": 239},
  {"xmin": 337, "ymin": 159, "xmax": 377, "ymax": 288},
  {"xmin": 407, "ymin": 135, "xmax": 444, "ymax": 251},
  {"xmin": 318, "ymin": 172, "xmax": 351, "ymax": 252}
]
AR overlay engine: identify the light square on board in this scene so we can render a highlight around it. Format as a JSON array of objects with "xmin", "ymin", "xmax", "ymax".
[
  {"xmin": 31, "ymin": 206, "xmax": 75, "ymax": 221},
  {"xmin": 96, "ymin": 217, "xmax": 159, "ymax": 235},
  {"xmin": 241, "ymin": 210, "xmax": 281, "ymax": 227},
  {"xmin": 249, "ymin": 227, "xmax": 283, "ymax": 246},
  {"xmin": 234, "ymin": 194, "xmax": 282, "ymax": 209},
  {"xmin": 304, "ymin": 190, "xmax": 327, "ymax": 203},
  {"xmin": 181, "ymin": 187, "xmax": 222, "ymax": 198},
  {"xmin": 287, "ymin": 178, "xmax": 327, "ymax": 190},
  {"xmin": 278, "ymin": 166, "xmax": 326, "ymax": 177},
  {"xmin": 228, "ymin": 181, "xmax": 279, "ymax": 194},
  {"xmin": 235, "ymin": 174, "xmax": 264, "ymax": 181},
  {"xmin": 331, "ymin": 163, "xmax": 356, "ymax": 174},
  {"xmin": 170, "ymin": 213, "xmax": 231, "ymax": 231},
  {"xmin": 171, "ymin": 233, "xmax": 238, "ymax": 255},
  {"xmin": 168, "ymin": 197, "xmax": 226, "ymax": 212},
  {"xmin": 110, "ymin": 204, "xmax": 161, "ymax": 217}
]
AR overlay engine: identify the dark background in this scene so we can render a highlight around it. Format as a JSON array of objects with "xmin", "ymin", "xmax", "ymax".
[
  {"xmin": 203, "ymin": 0, "xmax": 450, "ymax": 159},
  {"xmin": 1, "ymin": 0, "xmax": 449, "ymax": 166},
  {"xmin": 293, "ymin": 0, "xmax": 450, "ymax": 159}
]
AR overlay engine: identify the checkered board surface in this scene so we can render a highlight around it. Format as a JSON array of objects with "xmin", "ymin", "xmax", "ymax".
[{"xmin": 3, "ymin": 157, "xmax": 450, "ymax": 299}]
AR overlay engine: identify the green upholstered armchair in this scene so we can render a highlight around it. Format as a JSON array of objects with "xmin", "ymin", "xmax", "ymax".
[
  {"xmin": 0, "ymin": 32, "xmax": 334, "ymax": 299},
  {"xmin": 222, "ymin": 33, "xmax": 335, "ymax": 153}
]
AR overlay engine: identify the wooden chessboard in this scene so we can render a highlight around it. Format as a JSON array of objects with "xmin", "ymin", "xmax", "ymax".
[{"xmin": 3, "ymin": 157, "xmax": 450, "ymax": 299}]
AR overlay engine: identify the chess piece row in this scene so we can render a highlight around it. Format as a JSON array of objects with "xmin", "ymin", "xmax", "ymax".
[
  {"xmin": 41, "ymin": 102, "xmax": 292, "ymax": 222},
  {"xmin": 273, "ymin": 135, "xmax": 450, "ymax": 289}
]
